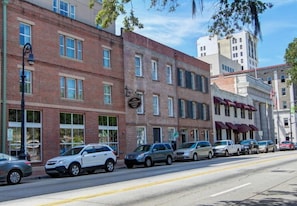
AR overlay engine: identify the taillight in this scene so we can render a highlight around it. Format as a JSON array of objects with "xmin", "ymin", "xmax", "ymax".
[{"xmin": 24, "ymin": 161, "xmax": 31, "ymax": 166}]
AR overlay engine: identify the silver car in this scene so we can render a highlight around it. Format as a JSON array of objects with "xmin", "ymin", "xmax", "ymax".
[
  {"xmin": 258, "ymin": 140, "xmax": 276, "ymax": 153},
  {"xmin": 0, "ymin": 153, "xmax": 32, "ymax": 184},
  {"xmin": 174, "ymin": 141, "xmax": 213, "ymax": 161}
]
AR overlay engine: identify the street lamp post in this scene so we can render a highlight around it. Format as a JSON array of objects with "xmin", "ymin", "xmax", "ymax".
[{"xmin": 19, "ymin": 43, "xmax": 34, "ymax": 160}]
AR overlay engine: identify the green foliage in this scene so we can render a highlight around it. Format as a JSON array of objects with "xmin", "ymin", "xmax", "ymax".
[
  {"xmin": 89, "ymin": 0, "xmax": 273, "ymax": 38},
  {"xmin": 285, "ymin": 38, "xmax": 297, "ymax": 85}
]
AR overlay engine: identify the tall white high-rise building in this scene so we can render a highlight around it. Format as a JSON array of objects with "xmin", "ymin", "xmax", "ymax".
[{"xmin": 197, "ymin": 31, "xmax": 258, "ymax": 70}]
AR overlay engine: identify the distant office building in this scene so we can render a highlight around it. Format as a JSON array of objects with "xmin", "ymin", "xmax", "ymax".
[{"xmin": 197, "ymin": 31, "xmax": 258, "ymax": 70}]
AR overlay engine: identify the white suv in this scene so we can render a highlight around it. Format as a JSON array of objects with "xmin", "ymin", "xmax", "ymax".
[{"xmin": 45, "ymin": 144, "xmax": 117, "ymax": 177}]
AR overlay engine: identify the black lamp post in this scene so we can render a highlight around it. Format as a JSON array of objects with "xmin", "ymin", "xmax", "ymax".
[{"xmin": 19, "ymin": 43, "xmax": 34, "ymax": 160}]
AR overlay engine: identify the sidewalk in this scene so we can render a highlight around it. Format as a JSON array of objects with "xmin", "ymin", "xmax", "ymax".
[{"xmin": 30, "ymin": 159, "xmax": 126, "ymax": 179}]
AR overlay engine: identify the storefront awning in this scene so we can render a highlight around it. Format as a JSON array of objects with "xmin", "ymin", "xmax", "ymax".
[
  {"xmin": 236, "ymin": 124, "xmax": 252, "ymax": 133},
  {"xmin": 225, "ymin": 122, "xmax": 238, "ymax": 130},
  {"xmin": 243, "ymin": 104, "xmax": 250, "ymax": 110},
  {"xmin": 249, "ymin": 124, "xmax": 258, "ymax": 131},
  {"xmin": 213, "ymin": 96, "xmax": 227, "ymax": 105},
  {"xmin": 224, "ymin": 99, "xmax": 236, "ymax": 107},
  {"xmin": 215, "ymin": 121, "xmax": 228, "ymax": 129},
  {"xmin": 248, "ymin": 105, "xmax": 257, "ymax": 111}
]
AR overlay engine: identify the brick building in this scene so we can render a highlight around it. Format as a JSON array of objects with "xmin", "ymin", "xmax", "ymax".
[
  {"xmin": 122, "ymin": 31, "xmax": 212, "ymax": 152},
  {"xmin": 0, "ymin": 0, "xmax": 125, "ymax": 164}
]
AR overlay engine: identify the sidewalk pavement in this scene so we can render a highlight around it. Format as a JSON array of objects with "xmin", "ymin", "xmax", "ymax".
[{"xmin": 30, "ymin": 159, "xmax": 126, "ymax": 179}]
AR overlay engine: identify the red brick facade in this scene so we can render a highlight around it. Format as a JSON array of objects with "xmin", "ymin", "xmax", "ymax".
[{"xmin": 0, "ymin": 1, "xmax": 125, "ymax": 164}]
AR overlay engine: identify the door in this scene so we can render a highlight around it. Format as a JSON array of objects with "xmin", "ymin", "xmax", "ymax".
[{"xmin": 153, "ymin": 128, "xmax": 161, "ymax": 143}]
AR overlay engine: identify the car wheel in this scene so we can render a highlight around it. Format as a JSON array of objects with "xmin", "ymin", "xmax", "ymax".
[
  {"xmin": 144, "ymin": 158, "xmax": 153, "ymax": 167},
  {"xmin": 208, "ymin": 152, "xmax": 213, "ymax": 159},
  {"xmin": 225, "ymin": 150, "xmax": 229, "ymax": 157},
  {"xmin": 7, "ymin": 170, "xmax": 22, "ymax": 185},
  {"xmin": 193, "ymin": 153, "xmax": 198, "ymax": 161},
  {"xmin": 126, "ymin": 163, "xmax": 134, "ymax": 169},
  {"xmin": 166, "ymin": 156, "xmax": 173, "ymax": 165},
  {"xmin": 68, "ymin": 163, "xmax": 81, "ymax": 176},
  {"xmin": 256, "ymin": 149, "xmax": 260, "ymax": 154},
  {"xmin": 248, "ymin": 149, "xmax": 252, "ymax": 155},
  {"xmin": 236, "ymin": 149, "xmax": 240, "ymax": 156},
  {"xmin": 105, "ymin": 159, "xmax": 115, "ymax": 172}
]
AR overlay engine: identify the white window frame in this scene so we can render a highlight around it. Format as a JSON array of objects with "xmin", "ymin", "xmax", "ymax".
[
  {"xmin": 180, "ymin": 100, "xmax": 186, "ymax": 118},
  {"xmin": 136, "ymin": 126, "xmax": 146, "ymax": 145},
  {"xmin": 104, "ymin": 84, "xmax": 112, "ymax": 105},
  {"xmin": 103, "ymin": 48, "xmax": 111, "ymax": 68},
  {"xmin": 153, "ymin": 95, "xmax": 160, "ymax": 115},
  {"xmin": 151, "ymin": 60, "xmax": 158, "ymax": 80},
  {"xmin": 168, "ymin": 97, "xmax": 174, "ymax": 117},
  {"xmin": 19, "ymin": 69, "xmax": 32, "ymax": 94},
  {"xmin": 137, "ymin": 92, "xmax": 144, "ymax": 114},
  {"xmin": 166, "ymin": 65, "xmax": 173, "ymax": 84},
  {"xmin": 135, "ymin": 55, "xmax": 143, "ymax": 77},
  {"xmin": 19, "ymin": 23, "xmax": 31, "ymax": 46}
]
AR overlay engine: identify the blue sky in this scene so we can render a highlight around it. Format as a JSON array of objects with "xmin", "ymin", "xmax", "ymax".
[{"xmin": 116, "ymin": 0, "xmax": 297, "ymax": 68}]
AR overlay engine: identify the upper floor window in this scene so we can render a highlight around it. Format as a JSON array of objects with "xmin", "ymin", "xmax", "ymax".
[
  {"xmin": 153, "ymin": 95, "xmax": 160, "ymax": 115},
  {"xmin": 177, "ymin": 69, "xmax": 185, "ymax": 87},
  {"xmin": 281, "ymin": 75, "xmax": 286, "ymax": 83},
  {"xmin": 151, "ymin": 60, "xmax": 158, "ymax": 80},
  {"xmin": 192, "ymin": 102, "xmax": 197, "ymax": 119},
  {"xmin": 225, "ymin": 105, "xmax": 230, "ymax": 116},
  {"xmin": 135, "ymin": 55, "xmax": 143, "ymax": 77},
  {"xmin": 104, "ymin": 84, "xmax": 112, "ymax": 105},
  {"xmin": 191, "ymin": 72, "xmax": 196, "ymax": 90},
  {"xmin": 284, "ymin": 118, "xmax": 289, "ymax": 127},
  {"xmin": 103, "ymin": 48, "xmax": 111, "ymax": 68},
  {"xmin": 282, "ymin": 88, "xmax": 286, "ymax": 96},
  {"xmin": 178, "ymin": 99, "xmax": 186, "ymax": 118},
  {"xmin": 59, "ymin": 34, "xmax": 83, "ymax": 60},
  {"xmin": 168, "ymin": 97, "xmax": 174, "ymax": 117},
  {"xmin": 240, "ymin": 108, "xmax": 245, "ymax": 118},
  {"xmin": 267, "ymin": 77, "xmax": 272, "ymax": 84},
  {"xmin": 136, "ymin": 92, "xmax": 144, "ymax": 114},
  {"xmin": 283, "ymin": 101, "xmax": 287, "ymax": 109},
  {"xmin": 19, "ymin": 23, "xmax": 31, "ymax": 46},
  {"xmin": 19, "ymin": 70, "xmax": 32, "ymax": 94},
  {"xmin": 53, "ymin": 0, "xmax": 76, "ymax": 19},
  {"xmin": 214, "ymin": 103, "xmax": 220, "ymax": 115},
  {"xmin": 60, "ymin": 76, "xmax": 83, "ymax": 100},
  {"xmin": 166, "ymin": 65, "xmax": 173, "ymax": 84}
]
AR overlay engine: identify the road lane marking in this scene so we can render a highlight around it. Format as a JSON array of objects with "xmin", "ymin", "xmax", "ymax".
[
  {"xmin": 210, "ymin": 183, "xmax": 251, "ymax": 197},
  {"xmin": 40, "ymin": 154, "xmax": 294, "ymax": 206}
]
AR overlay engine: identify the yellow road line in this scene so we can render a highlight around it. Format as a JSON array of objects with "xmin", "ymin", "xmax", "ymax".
[{"xmin": 41, "ymin": 154, "xmax": 294, "ymax": 206}]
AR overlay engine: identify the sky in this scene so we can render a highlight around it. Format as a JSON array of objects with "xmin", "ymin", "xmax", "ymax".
[{"xmin": 116, "ymin": 0, "xmax": 297, "ymax": 68}]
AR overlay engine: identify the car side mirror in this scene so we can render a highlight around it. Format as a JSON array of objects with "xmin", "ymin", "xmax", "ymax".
[{"xmin": 82, "ymin": 151, "xmax": 88, "ymax": 155}]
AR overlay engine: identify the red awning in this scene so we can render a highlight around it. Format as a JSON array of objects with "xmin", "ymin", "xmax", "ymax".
[
  {"xmin": 243, "ymin": 104, "xmax": 250, "ymax": 110},
  {"xmin": 213, "ymin": 96, "xmax": 227, "ymax": 105},
  {"xmin": 249, "ymin": 124, "xmax": 258, "ymax": 131},
  {"xmin": 236, "ymin": 124, "xmax": 252, "ymax": 133},
  {"xmin": 225, "ymin": 122, "xmax": 238, "ymax": 130},
  {"xmin": 248, "ymin": 105, "xmax": 257, "ymax": 111},
  {"xmin": 224, "ymin": 99, "xmax": 236, "ymax": 107},
  {"xmin": 215, "ymin": 121, "xmax": 228, "ymax": 129},
  {"xmin": 235, "ymin": 102, "xmax": 243, "ymax": 108}
]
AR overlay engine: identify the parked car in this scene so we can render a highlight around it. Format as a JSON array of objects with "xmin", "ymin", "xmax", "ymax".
[
  {"xmin": 213, "ymin": 140, "xmax": 241, "ymax": 157},
  {"xmin": 279, "ymin": 141, "xmax": 295, "ymax": 151},
  {"xmin": 0, "ymin": 153, "xmax": 32, "ymax": 185},
  {"xmin": 124, "ymin": 143, "xmax": 174, "ymax": 168},
  {"xmin": 258, "ymin": 140, "xmax": 276, "ymax": 153},
  {"xmin": 240, "ymin": 139, "xmax": 260, "ymax": 155},
  {"xmin": 45, "ymin": 144, "xmax": 117, "ymax": 177},
  {"xmin": 174, "ymin": 141, "xmax": 213, "ymax": 161}
]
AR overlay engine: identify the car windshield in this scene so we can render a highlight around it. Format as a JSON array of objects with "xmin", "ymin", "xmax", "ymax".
[
  {"xmin": 179, "ymin": 142, "xmax": 196, "ymax": 149},
  {"xmin": 214, "ymin": 141, "xmax": 227, "ymax": 146},
  {"xmin": 134, "ymin": 145, "xmax": 151, "ymax": 152},
  {"xmin": 0, "ymin": 153, "xmax": 17, "ymax": 161},
  {"xmin": 258, "ymin": 141, "xmax": 267, "ymax": 145},
  {"xmin": 62, "ymin": 147, "xmax": 84, "ymax": 156},
  {"xmin": 240, "ymin": 140, "xmax": 251, "ymax": 145}
]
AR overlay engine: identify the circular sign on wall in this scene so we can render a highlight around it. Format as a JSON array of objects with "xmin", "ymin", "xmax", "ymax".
[{"xmin": 128, "ymin": 96, "xmax": 142, "ymax": 109}]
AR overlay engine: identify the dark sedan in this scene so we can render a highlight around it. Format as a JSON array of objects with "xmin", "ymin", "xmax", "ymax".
[
  {"xmin": 240, "ymin": 139, "xmax": 260, "ymax": 155},
  {"xmin": 0, "ymin": 153, "xmax": 32, "ymax": 184}
]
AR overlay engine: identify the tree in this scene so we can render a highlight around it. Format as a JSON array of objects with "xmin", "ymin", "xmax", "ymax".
[
  {"xmin": 285, "ymin": 38, "xmax": 297, "ymax": 85},
  {"xmin": 89, "ymin": 0, "xmax": 273, "ymax": 39}
]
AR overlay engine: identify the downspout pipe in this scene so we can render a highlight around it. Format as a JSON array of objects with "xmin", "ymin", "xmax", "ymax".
[{"xmin": 1, "ymin": 0, "xmax": 9, "ymax": 153}]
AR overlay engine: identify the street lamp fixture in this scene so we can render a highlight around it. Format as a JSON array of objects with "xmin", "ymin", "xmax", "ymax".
[{"xmin": 19, "ymin": 43, "xmax": 34, "ymax": 160}]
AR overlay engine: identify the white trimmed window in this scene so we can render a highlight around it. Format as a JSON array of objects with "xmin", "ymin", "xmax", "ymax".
[
  {"xmin": 168, "ymin": 97, "xmax": 174, "ymax": 117},
  {"xmin": 59, "ymin": 34, "xmax": 83, "ymax": 60},
  {"xmin": 103, "ymin": 48, "xmax": 111, "ymax": 68},
  {"xmin": 104, "ymin": 84, "xmax": 112, "ymax": 104},
  {"xmin": 19, "ymin": 23, "xmax": 31, "ymax": 46},
  {"xmin": 60, "ymin": 76, "xmax": 83, "ymax": 100},
  {"xmin": 19, "ymin": 70, "xmax": 32, "ymax": 94},
  {"xmin": 135, "ymin": 55, "xmax": 143, "ymax": 77},
  {"xmin": 53, "ymin": 0, "xmax": 76, "ymax": 19},
  {"xmin": 166, "ymin": 65, "xmax": 173, "ymax": 84},
  {"xmin": 151, "ymin": 60, "xmax": 158, "ymax": 80},
  {"xmin": 153, "ymin": 95, "xmax": 160, "ymax": 115},
  {"xmin": 137, "ymin": 92, "xmax": 144, "ymax": 114}
]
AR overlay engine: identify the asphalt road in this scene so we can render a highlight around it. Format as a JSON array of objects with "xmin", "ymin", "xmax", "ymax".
[{"xmin": 1, "ymin": 151, "xmax": 297, "ymax": 205}]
